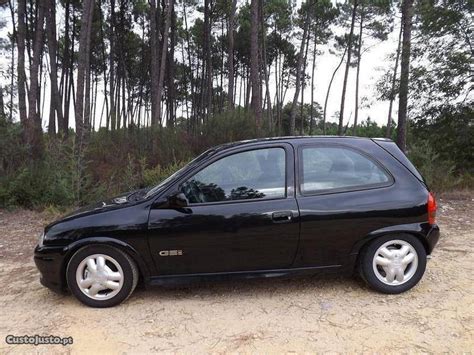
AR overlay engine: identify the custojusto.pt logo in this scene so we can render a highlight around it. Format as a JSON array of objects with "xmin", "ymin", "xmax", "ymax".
[{"xmin": 5, "ymin": 334, "xmax": 73, "ymax": 346}]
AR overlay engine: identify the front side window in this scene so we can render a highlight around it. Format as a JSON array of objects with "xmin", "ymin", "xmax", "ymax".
[
  {"xmin": 181, "ymin": 148, "xmax": 286, "ymax": 203},
  {"xmin": 301, "ymin": 146, "xmax": 391, "ymax": 194}
]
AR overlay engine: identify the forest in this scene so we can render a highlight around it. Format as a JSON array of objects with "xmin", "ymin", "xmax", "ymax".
[{"xmin": 0, "ymin": 0, "xmax": 472, "ymax": 209}]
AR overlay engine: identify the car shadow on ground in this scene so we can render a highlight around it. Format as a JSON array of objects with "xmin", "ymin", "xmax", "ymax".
[
  {"xmin": 34, "ymin": 272, "xmax": 371, "ymax": 308},
  {"xmin": 128, "ymin": 273, "xmax": 370, "ymax": 302}
]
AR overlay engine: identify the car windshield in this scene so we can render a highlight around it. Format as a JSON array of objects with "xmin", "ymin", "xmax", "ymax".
[{"xmin": 144, "ymin": 148, "xmax": 217, "ymax": 199}]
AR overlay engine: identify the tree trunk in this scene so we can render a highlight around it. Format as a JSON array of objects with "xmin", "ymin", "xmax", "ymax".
[
  {"xmin": 121, "ymin": 74, "xmax": 126, "ymax": 128},
  {"xmin": 289, "ymin": 11, "xmax": 310, "ymax": 135},
  {"xmin": 219, "ymin": 21, "xmax": 225, "ymax": 113},
  {"xmin": 60, "ymin": 0, "xmax": 70, "ymax": 108},
  {"xmin": 309, "ymin": 40, "xmax": 317, "ymax": 135},
  {"xmin": 386, "ymin": 22, "xmax": 403, "ymax": 138},
  {"xmin": 156, "ymin": 0, "xmax": 172, "ymax": 125},
  {"xmin": 198, "ymin": 37, "xmax": 206, "ymax": 120},
  {"xmin": 353, "ymin": 9, "xmax": 363, "ymax": 136},
  {"xmin": 300, "ymin": 33, "xmax": 311, "ymax": 135},
  {"xmin": 46, "ymin": 0, "xmax": 64, "ymax": 136},
  {"xmin": 167, "ymin": 1, "xmax": 176, "ymax": 127},
  {"xmin": 227, "ymin": 0, "xmax": 237, "ymax": 110},
  {"xmin": 62, "ymin": 0, "xmax": 74, "ymax": 136},
  {"xmin": 250, "ymin": 0, "xmax": 262, "ymax": 127},
  {"xmin": 274, "ymin": 41, "xmax": 281, "ymax": 134},
  {"xmin": 109, "ymin": 0, "xmax": 117, "ymax": 129},
  {"xmin": 245, "ymin": 67, "xmax": 251, "ymax": 108},
  {"xmin": 397, "ymin": 0, "xmax": 415, "ymax": 152},
  {"xmin": 84, "ymin": 37, "xmax": 92, "ymax": 133},
  {"xmin": 16, "ymin": 0, "xmax": 27, "ymax": 126},
  {"xmin": 0, "ymin": 86, "xmax": 5, "ymax": 121},
  {"xmin": 149, "ymin": 0, "xmax": 160, "ymax": 126},
  {"xmin": 9, "ymin": 39, "xmax": 14, "ymax": 123},
  {"xmin": 48, "ymin": 86, "xmax": 56, "ymax": 134},
  {"xmin": 75, "ymin": 0, "xmax": 94, "ymax": 139},
  {"xmin": 92, "ymin": 74, "xmax": 98, "ymax": 130},
  {"xmin": 113, "ymin": 77, "xmax": 120, "ymax": 128},
  {"xmin": 182, "ymin": 0, "xmax": 195, "ymax": 130},
  {"xmin": 117, "ymin": 0, "xmax": 127, "ymax": 130},
  {"xmin": 259, "ymin": 0, "xmax": 272, "ymax": 129},
  {"xmin": 338, "ymin": 0, "xmax": 358, "ymax": 135},
  {"xmin": 7, "ymin": 0, "xmax": 16, "ymax": 123},
  {"xmin": 203, "ymin": 0, "xmax": 212, "ymax": 118},
  {"xmin": 26, "ymin": 0, "xmax": 46, "ymax": 159},
  {"xmin": 99, "ymin": 2, "xmax": 109, "ymax": 129},
  {"xmin": 323, "ymin": 47, "xmax": 347, "ymax": 135}
]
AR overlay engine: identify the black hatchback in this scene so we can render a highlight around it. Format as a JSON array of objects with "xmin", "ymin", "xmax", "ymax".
[{"xmin": 34, "ymin": 137, "xmax": 439, "ymax": 307}]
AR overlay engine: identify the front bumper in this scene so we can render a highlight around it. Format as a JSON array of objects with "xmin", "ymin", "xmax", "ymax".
[{"xmin": 34, "ymin": 245, "xmax": 68, "ymax": 293}]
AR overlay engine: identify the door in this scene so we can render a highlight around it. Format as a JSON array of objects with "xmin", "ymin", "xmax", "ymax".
[{"xmin": 148, "ymin": 144, "xmax": 300, "ymax": 275}]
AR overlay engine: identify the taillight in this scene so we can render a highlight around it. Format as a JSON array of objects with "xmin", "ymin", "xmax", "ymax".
[{"xmin": 428, "ymin": 192, "xmax": 437, "ymax": 225}]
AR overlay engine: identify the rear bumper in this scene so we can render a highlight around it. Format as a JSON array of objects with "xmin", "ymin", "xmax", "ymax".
[
  {"xmin": 34, "ymin": 245, "xmax": 67, "ymax": 293},
  {"xmin": 426, "ymin": 224, "xmax": 440, "ymax": 255}
]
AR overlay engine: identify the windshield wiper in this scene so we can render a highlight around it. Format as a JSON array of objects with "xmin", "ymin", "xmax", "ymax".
[{"xmin": 127, "ymin": 188, "xmax": 149, "ymax": 202}]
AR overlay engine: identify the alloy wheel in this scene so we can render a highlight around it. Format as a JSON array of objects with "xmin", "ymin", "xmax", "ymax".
[
  {"xmin": 75, "ymin": 254, "xmax": 124, "ymax": 300},
  {"xmin": 372, "ymin": 239, "xmax": 419, "ymax": 286}
]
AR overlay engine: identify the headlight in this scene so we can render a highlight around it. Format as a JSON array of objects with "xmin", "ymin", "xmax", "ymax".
[{"xmin": 38, "ymin": 232, "xmax": 45, "ymax": 247}]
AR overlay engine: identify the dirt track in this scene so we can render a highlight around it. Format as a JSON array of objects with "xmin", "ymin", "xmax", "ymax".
[{"xmin": 0, "ymin": 193, "xmax": 473, "ymax": 353}]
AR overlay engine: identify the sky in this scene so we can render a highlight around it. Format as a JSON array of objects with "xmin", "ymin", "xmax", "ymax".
[
  {"xmin": 0, "ymin": 0, "xmax": 401, "ymax": 130},
  {"xmin": 279, "ymin": 23, "xmax": 400, "ymax": 127}
]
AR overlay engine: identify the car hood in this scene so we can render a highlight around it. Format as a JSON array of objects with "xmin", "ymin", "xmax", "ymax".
[{"xmin": 46, "ymin": 188, "xmax": 149, "ymax": 230}]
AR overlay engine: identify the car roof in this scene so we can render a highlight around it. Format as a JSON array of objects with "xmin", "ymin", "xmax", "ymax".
[{"xmin": 209, "ymin": 136, "xmax": 393, "ymax": 153}]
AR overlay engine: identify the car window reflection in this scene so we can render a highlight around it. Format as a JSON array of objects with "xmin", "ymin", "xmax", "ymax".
[{"xmin": 181, "ymin": 148, "xmax": 286, "ymax": 203}]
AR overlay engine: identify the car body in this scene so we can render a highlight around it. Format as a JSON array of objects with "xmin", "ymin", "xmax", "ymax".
[{"xmin": 34, "ymin": 136, "xmax": 440, "ymax": 307}]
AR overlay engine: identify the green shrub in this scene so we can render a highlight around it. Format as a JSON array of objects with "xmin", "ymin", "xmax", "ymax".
[
  {"xmin": 143, "ymin": 160, "xmax": 189, "ymax": 187},
  {"xmin": 3, "ymin": 163, "xmax": 75, "ymax": 208},
  {"xmin": 407, "ymin": 141, "xmax": 472, "ymax": 192},
  {"xmin": 199, "ymin": 110, "xmax": 269, "ymax": 147},
  {"xmin": 0, "ymin": 121, "xmax": 28, "ymax": 177}
]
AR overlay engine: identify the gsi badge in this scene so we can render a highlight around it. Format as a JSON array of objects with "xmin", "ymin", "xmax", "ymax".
[{"xmin": 159, "ymin": 250, "xmax": 183, "ymax": 257}]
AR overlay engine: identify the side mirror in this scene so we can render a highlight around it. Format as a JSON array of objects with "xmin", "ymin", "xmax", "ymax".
[{"xmin": 168, "ymin": 192, "xmax": 189, "ymax": 208}]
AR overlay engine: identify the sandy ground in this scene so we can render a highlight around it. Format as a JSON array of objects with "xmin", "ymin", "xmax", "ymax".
[{"xmin": 0, "ymin": 193, "xmax": 473, "ymax": 354}]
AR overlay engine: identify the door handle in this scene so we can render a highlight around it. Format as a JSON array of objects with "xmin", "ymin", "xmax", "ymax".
[{"xmin": 272, "ymin": 211, "xmax": 293, "ymax": 223}]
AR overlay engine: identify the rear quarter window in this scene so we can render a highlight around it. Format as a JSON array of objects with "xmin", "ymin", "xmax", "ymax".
[{"xmin": 300, "ymin": 146, "xmax": 393, "ymax": 195}]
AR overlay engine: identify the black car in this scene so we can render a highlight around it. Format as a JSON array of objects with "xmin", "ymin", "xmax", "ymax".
[{"xmin": 34, "ymin": 136, "xmax": 439, "ymax": 307}]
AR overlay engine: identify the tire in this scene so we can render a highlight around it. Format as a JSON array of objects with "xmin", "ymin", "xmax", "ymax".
[
  {"xmin": 359, "ymin": 234, "xmax": 427, "ymax": 294},
  {"xmin": 66, "ymin": 245, "xmax": 139, "ymax": 307}
]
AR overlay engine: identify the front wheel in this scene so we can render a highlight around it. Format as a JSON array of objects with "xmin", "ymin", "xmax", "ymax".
[
  {"xmin": 66, "ymin": 245, "xmax": 139, "ymax": 307},
  {"xmin": 359, "ymin": 234, "xmax": 427, "ymax": 294}
]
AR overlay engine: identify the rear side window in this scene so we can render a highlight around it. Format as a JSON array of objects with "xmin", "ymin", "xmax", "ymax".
[
  {"xmin": 300, "ymin": 146, "xmax": 391, "ymax": 194},
  {"xmin": 181, "ymin": 148, "xmax": 286, "ymax": 203}
]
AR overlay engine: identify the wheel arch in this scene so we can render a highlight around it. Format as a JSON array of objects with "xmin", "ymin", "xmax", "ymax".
[
  {"xmin": 350, "ymin": 226, "xmax": 431, "ymax": 272},
  {"xmin": 61, "ymin": 237, "xmax": 151, "ymax": 289}
]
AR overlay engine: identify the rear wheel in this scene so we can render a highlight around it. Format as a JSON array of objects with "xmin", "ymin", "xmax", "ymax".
[
  {"xmin": 67, "ymin": 245, "xmax": 138, "ymax": 307},
  {"xmin": 359, "ymin": 234, "xmax": 426, "ymax": 294}
]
